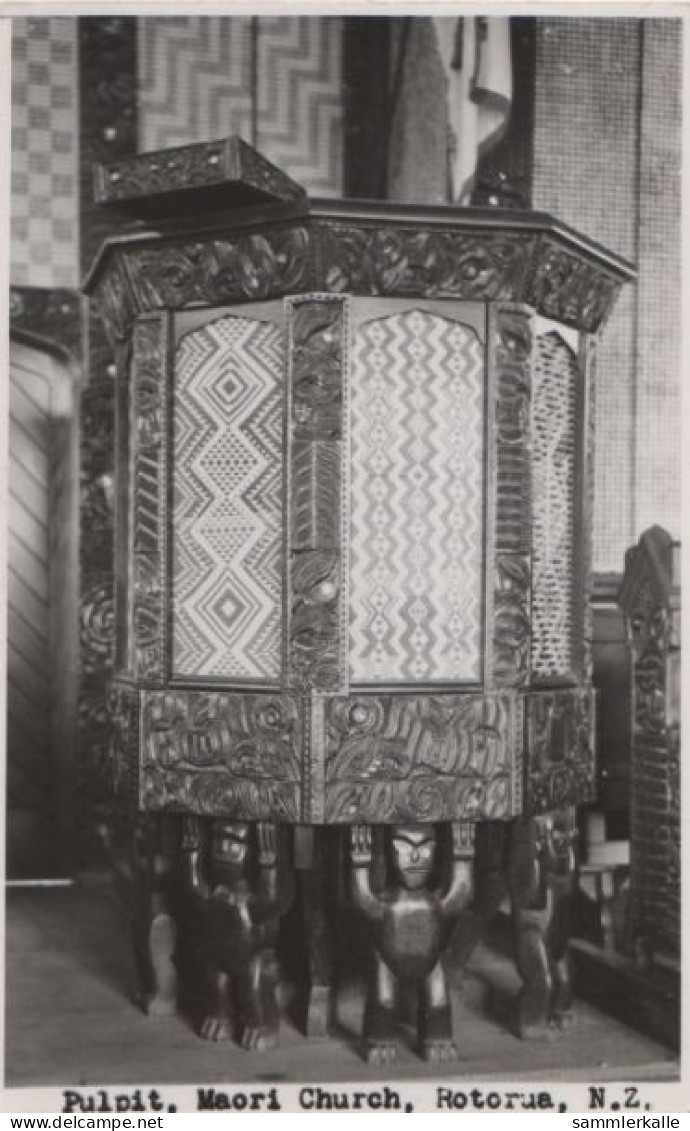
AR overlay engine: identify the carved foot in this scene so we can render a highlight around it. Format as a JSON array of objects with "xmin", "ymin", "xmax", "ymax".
[
  {"xmin": 552, "ymin": 1005, "xmax": 576, "ymax": 1031},
  {"xmin": 421, "ymin": 1038, "xmax": 458, "ymax": 1063},
  {"xmin": 140, "ymin": 912, "xmax": 178, "ymax": 1016},
  {"xmin": 198, "ymin": 1013, "xmax": 233, "ymax": 1042},
  {"xmin": 514, "ymin": 978, "xmax": 574, "ymax": 1039},
  {"xmin": 240, "ymin": 1024, "xmax": 279, "ymax": 1053},
  {"xmin": 303, "ymin": 985, "xmax": 331, "ymax": 1039},
  {"xmin": 517, "ymin": 1016, "xmax": 561, "ymax": 1042},
  {"xmin": 365, "ymin": 1039, "xmax": 399, "ymax": 1067},
  {"xmin": 142, "ymin": 990, "xmax": 177, "ymax": 1018}
]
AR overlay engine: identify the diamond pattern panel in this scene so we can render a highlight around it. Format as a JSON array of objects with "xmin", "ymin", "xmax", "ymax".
[
  {"xmin": 172, "ymin": 315, "xmax": 284, "ymax": 681},
  {"xmin": 531, "ymin": 330, "xmax": 578, "ymax": 679},
  {"xmin": 349, "ymin": 309, "xmax": 484, "ymax": 684}
]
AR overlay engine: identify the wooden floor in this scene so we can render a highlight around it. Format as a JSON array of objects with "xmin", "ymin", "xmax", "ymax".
[{"xmin": 6, "ymin": 884, "xmax": 679, "ymax": 1089}]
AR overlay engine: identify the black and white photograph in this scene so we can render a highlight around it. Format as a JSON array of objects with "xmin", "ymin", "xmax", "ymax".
[{"xmin": 3, "ymin": 5, "xmax": 684, "ymax": 1115}]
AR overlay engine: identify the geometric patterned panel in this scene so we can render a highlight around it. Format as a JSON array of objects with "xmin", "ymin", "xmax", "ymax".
[
  {"xmin": 172, "ymin": 315, "xmax": 284, "ymax": 681},
  {"xmin": 349, "ymin": 309, "xmax": 485, "ymax": 684},
  {"xmin": 11, "ymin": 18, "xmax": 79, "ymax": 287},
  {"xmin": 255, "ymin": 18, "xmax": 342, "ymax": 195},
  {"xmin": 8, "ymin": 343, "xmax": 54, "ymax": 872},
  {"xmin": 138, "ymin": 16, "xmax": 343, "ymax": 196},
  {"xmin": 531, "ymin": 330, "xmax": 579, "ymax": 680}
]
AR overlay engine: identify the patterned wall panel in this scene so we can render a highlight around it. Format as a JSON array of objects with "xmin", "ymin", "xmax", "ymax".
[
  {"xmin": 8, "ymin": 341, "xmax": 77, "ymax": 877},
  {"xmin": 11, "ymin": 17, "xmax": 79, "ymax": 287},
  {"xmin": 138, "ymin": 16, "xmax": 343, "ymax": 196},
  {"xmin": 532, "ymin": 19, "xmax": 639, "ymax": 574},
  {"xmin": 349, "ymin": 308, "xmax": 485, "ymax": 685},
  {"xmin": 532, "ymin": 18, "xmax": 681, "ymax": 572},
  {"xmin": 172, "ymin": 313, "xmax": 284, "ymax": 682},
  {"xmin": 531, "ymin": 328, "xmax": 579, "ymax": 681},
  {"xmin": 8, "ymin": 343, "xmax": 55, "ymax": 873},
  {"xmin": 634, "ymin": 21, "xmax": 682, "ymax": 543}
]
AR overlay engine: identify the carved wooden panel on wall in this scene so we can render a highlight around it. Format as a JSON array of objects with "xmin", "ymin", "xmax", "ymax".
[{"xmin": 618, "ymin": 527, "xmax": 680, "ymax": 961}]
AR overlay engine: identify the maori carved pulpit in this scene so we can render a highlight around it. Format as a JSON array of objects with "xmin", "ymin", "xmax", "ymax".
[{"xmin": 85, "ymin": 137, "xmax": 634, "ymax": 1053}]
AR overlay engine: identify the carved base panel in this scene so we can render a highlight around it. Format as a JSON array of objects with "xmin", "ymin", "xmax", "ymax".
[
  {"xmin": 321, "ymin": 693, "xmax": 523, "ymax": 824},
  {"xmin": 523, "ymin": 688, "xmax": 596, "ymax": 814},
  {"xmin": 140, "ymin": 690, "xmax": 303, "ymax": 822},
  {"xmin": 111, "ymin": 683, "xmax": 595, "ymax": 825}
]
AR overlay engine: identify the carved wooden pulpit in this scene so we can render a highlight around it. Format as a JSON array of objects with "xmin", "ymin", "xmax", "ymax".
[{"xmin": 85, "ymin": 138, "xmax": 634, "ymax": 1055}]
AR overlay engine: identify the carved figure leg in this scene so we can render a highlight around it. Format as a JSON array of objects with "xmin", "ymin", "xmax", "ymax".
[
  {"xmin": 507, "ymin": 816, "xmax": 552, "ymax": 1039},
  {"xmin": 197, "ymin": 964, "xmax": 233, "ymax": 1042},
  {"xmin": 131, "ymin": 815, "xmax": 178, "ymax": 1017},
  {"xmin": 419, "ymin": 960, "xmax": 458, "ymax": 1062},
  {"xmin": 237, "ymin": 948, "xmax": 281, "ymax": 1052},
  {"xmin": 363, "ymin": 955, "xmax": 399, "ymax": 1066},
  {"xmin": 295, "ymin": 826, "xmax": 333, "ymax": 1038},
  {"xmin": 544, "ymin": 810, "xmax": 577, "ymax": 1029},
  {"xmin": 507, "ymin": 811, "xmax": 576, "ymax": 1039}
]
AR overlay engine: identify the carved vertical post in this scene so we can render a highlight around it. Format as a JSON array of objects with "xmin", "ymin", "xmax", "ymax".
[
  {"xmin": 507, "ymin": 807, "xmax": 576, "ymax": 1039},
  {"xmin": 294, "ymin": 825, "xmax": 334, "ymax": 1038},
  {"xmin": 130, "ymin": 814, "xmax": 179, "ymax": 1016}
]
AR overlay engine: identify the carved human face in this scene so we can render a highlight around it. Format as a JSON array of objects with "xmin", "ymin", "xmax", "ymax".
[
  {"xmin": 391, "ymin": 826, "xmax": 435, "ymax": 890},
  {"xmin": 211, "ymin": 821, "xmax": 249, "ymax": 873}
]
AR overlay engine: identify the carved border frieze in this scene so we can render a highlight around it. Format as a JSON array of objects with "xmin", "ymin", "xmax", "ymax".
[
  {"xmin": 139, "ymin": 691, "xmax": 302, "ymax": 822},
  {"xmin": 108, "ymin": 681, "xmax": 140, "ymax": 806},
  {"xmin": 88, "ymin": 214, "xmax": 631, "ymax": 349},
  {"xmin": 285, "ymin": 296, "xmax": 349, "ymax": 695},
  {"xmin": 96, "ymin": 135, "xmax": 306, "ymax": 207},
  {"xmin": 316, "ymin": 222, "xmax": 538, "ymax": 303},
  {"xmin": 523, "ymin": 687, "xmax": 596, "ymax": 814},
  {"xmin": 489, "ymin": 307, "xmax": 532, "ymax": 689},
  {"xmin": 528, "ymin": 236, "xmax": 623, "ymax": 334},
  {"xmin": 320, "ymin": 692, "xmax": 522, "ymax": 824},
  {"xmin": 127, "ymin": 313, "xmax": 170, "ymax": 685},
  {"xmin": 123, "ymin": 226, "xmax": 312, "ymax": 314},
  {"xmin": 577, "ymin": 335, "xmax": 597, "ymax": 683}
]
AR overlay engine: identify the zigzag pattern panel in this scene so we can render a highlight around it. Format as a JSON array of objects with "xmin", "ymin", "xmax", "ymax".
[
  {"xmin": 255, "ymin": 18, "xmax": 342, "ymax": 194},
  {"xmin": 349, "ymin": 309, "xmax": 484, "ymax": 684},
  {"xmin": 172, "ymin": 315, "xmax": 284, "ymax": 681},
  {"xmin": 138, "ymin": 17, "xmax": 343, "ymax": 196},
  {"xmin": 531, "ymin": 331, "xmax": 579, "ymax": 679},
  {"xmin": 138, "ymin": 18, "xmax": 253, "ymax": 151}
]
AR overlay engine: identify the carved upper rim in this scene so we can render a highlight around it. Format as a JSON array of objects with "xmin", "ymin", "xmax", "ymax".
[{"xmin": 83, "ymin": 200, "xmax": 636, "ymax": 295}]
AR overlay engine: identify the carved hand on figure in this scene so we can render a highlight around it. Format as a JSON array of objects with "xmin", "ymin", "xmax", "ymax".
[
  {"xmin": 350, "ymin": 824, "xmax": 373, "ymax": 868},
  {"xmin": 180, "ymin": 815, "xmax": 203, "ymax": 853},
  {"xmin": 257, "ymin": 822, "xmax": 278, "ymax": 868},
  {"xmin": 451, "ymin": 821, "xmax": 474, "ymax": 860}
]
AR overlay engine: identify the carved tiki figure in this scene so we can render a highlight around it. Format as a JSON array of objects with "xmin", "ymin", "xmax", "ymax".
[
  {"xmin": 350, "ymin": 822, "xmax": 474, "ymax": 1064},
  {"xmin": 180, "ymin": 818, "xmax": 293, "ymax": 1050},
  {"xmin": 507, "ymin": 810, "xmax": 577, "ymax": 1039}
]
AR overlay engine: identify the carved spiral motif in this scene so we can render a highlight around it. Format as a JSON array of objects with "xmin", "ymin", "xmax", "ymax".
[{"xmin": 80, "ymin": 582, "xmax": 115, "ymax": 668}]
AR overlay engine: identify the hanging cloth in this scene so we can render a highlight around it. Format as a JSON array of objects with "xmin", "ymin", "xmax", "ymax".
[{"xmin": 433, "ymin": 17, "xmax": 513, "ymax": 203}]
